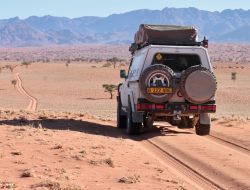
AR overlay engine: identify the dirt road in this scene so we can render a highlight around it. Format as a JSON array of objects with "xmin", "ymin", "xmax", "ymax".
[
  {"xmin": 14, "ymin": 73, "xmax": 38, "ymax": 111},
  {"xmin": 139, "ymin": 123, "xmax": 250, "ymax": 190},
  {"xmin": 0, "ymin": 110, "xmax": 249, "ymax": 189}
]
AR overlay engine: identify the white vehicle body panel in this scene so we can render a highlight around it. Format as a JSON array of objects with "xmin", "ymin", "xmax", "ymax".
[{"xmin": 119, "ymin": 45, "xmax": 214, "ymax": 122}]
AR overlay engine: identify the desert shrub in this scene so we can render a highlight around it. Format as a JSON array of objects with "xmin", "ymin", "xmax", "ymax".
[
  {"xmin": 65, "ymin": 60, "xmax": 71, "ymax": 67},
  {"xmin": 102, "ymin": 62, "xmax": 112, "ymax": 68},
  {"xmin": 102, "ymin": 84, "xmax": 118, "ymax": 99},
  {"xmin": 119, "ymin": 62, "xmax": 127, "ymax": 67},
  {"xmin": 118, "ymin": 175, "xmax": 140, "ymax": 184},
  {"xmin": 21, "ymin": 169, "xmax": 34, "ymax": 177},
  {"xmin": 106, "ymin": 57, "xmax": 124, "ymax": 69},
  {"xmin": 104, "ymin": 158, "xmax": 115, "ymax": 168},
  {"xmin": 5, "ymin": 65, "xmax": 14, "ymax": 72},
  {"xmin": 21, "ymin": 61, "xmax": 31, "ymax": 68},
  {"xmin": 231, "ymin": 72, "xmax": 237, "ymax": 81},
  {"xmin": 11, "ymin": 79, "xmax": 17, "ymax": 87},
  {"xmin": 0, "ymin": 181, "xmax": 17, "ymax": 189},
  {"xmin": 90, "ymin": 58, "xmax": 102, "ymax": 63},
  {"xmin": 31, "ymin": 180, "xmax": 84, "ymax": 190}
]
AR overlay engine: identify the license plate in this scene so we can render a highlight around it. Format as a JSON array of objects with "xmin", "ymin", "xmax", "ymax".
[{"xmin": 147, "ymin": 87, "xmax": 173, "ymax": 94}]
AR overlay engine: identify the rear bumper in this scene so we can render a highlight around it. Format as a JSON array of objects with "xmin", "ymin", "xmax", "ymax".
[{"xmin": 136, "ymin": 101, "xmax": 216, "ymax": 114}]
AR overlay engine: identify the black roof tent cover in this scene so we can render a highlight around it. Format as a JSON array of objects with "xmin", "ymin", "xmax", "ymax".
[{"xmin": 134, "ymin": 24, "xmax": 198, "ymax": 46}]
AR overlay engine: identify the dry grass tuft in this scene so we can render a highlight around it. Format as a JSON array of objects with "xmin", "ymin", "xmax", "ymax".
[
  {"xmin": 52, "ymin": 144, "xmax": 63, "ymax": 149},
  {"xmin": 11, "ymin": 151, "xmax": 22, "ymax": 156},
  {"xmin": 13, "ymin": 160, "xmax": 25, "ymax": 165},
  {"xmin": 118, "ymin": 175, "xmax": 140, "ymax": 184},
  {"xmin": 79, "ymin": 150, "xmax": 86, "ymax": 154},
  {"xmin": 0, "ymin": 180, "xmax": 17, "ymax": 189},
  {"xmin": 102, "ymin": 62, "xmax": 112, "ymax": 68},
  {"xmin": 91, "ymin": 145, "xmax": 105, "ymax": 149},
  {"xmin": 71, "ymin": 154, "xmax": 85, "ymax": 161},
  {"xmin": 155, "ymin": 168, "xmax": 164, "ymax": 173},
  {"xmin": 104, "ymin": 158, "xmax": 115, "ymax": 168},
  {"xmin": 89, "ymin": 160, "xmax": 101, "ymax": 166},
  {"xmin": 12, "ymin": 127, "xmax": 26, "ymax": 132},
  {"xmin": 31, "ymin": 180, "xmax": 60, "ymax": 190},
  {"xmin": 21, "ymin": 169, "xmax": 35, "ymax": 178},
  {"xmin": 31, "ymin": 180, "xmax": 84, "ymax": 190}
]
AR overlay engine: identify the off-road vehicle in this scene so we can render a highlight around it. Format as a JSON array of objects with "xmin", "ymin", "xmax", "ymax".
[{"xmin": 117, "ymin": 24, "xmax": 217, "ymax": 136}]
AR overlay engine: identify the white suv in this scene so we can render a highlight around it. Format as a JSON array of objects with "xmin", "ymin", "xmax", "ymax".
[{"xmin": 117, "ymin": 40, "xmax": 217, "ymax": 135}]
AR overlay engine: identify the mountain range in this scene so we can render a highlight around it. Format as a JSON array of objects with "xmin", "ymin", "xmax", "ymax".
[{"xmin": 0, "ymin": 7, "xmax": 250, "ymax": 47}]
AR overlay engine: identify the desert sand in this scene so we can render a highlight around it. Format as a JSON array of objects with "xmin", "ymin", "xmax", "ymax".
[{"xmin": 0, "ymin": 45, "xmax": 249, "ymax": 189}]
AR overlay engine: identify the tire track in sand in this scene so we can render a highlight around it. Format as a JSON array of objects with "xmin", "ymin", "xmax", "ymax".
[
  {"xmin": 142, "ymin": 139, "xmax": 225, "ymax": 190},
  {"xmin": 14, "ymin": 73, "xmax": 38, "ymax": 111}
]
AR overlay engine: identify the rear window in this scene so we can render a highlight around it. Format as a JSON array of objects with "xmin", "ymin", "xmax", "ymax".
[{"xmin": 152, "ymin": 53, "xmax": 201, "ymax": 72}]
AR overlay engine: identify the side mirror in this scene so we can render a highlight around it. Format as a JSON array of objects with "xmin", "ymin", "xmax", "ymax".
[{"xmin": 120, "ymin": 70, "xmax": 127, "ymax": 78}]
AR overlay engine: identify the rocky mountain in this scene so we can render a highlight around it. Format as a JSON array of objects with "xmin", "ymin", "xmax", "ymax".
[{"xmin": 0, "ymin": 7, "xmax": 250, "ymax": 47}]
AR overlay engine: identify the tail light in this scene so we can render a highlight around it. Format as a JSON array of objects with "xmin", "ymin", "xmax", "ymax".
[
  {"xmin": 136, "ymin": 103, "xmax": 165, "ymax": 111},
  {"xmin": 155, "ymin": 104, "xmax": 165, "ymax": 109},
  {"xmin": 136, "ymin": 103, "xmax": 153, "ymax": 111},
  {"xmin": 189, "ymin": 104, "xmax": 216, "ymax": 112},
  {"xmin": 189, "ymin": 105, "xmax": 198, "ymax": 110},
  {"xmin": 201, "ymin": 105, "xmax": 216, "ymax": 112}
]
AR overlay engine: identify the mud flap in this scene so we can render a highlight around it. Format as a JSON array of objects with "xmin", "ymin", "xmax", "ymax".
[
  {"xmin": 128, "ymin": 93, "xmax": 143, "ymax": 123},
  {"xmin": 200, "ymin": 113, "xmax": 211, "ymax": 125}
]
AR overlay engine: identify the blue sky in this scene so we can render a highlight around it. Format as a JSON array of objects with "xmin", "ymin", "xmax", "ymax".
[{"xmin": 0, "ymin": 0, "xmax": 250, "ymax": 19}]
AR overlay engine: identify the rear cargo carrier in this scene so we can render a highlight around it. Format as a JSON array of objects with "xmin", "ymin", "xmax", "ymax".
[{"xmin": 130, "ymin": 24, "xmax": 199, "ymax": 52}]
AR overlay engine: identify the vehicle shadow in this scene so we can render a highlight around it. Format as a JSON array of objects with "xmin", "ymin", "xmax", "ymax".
[
  {"xmin": 0, "ymin": 118, "xmax": 193, "ymax": 141},
  {"xmin": 134, "ymin": 125, "xmax": 193, "ymax": 141}
]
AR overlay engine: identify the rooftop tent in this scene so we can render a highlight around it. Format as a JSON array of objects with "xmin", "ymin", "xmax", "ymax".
[{"xmin": 134, "ymin": 24, "xmax": 198, "ymax": 46}]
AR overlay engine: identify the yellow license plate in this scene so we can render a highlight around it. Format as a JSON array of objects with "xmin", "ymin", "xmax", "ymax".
[{"xmin": 147, "ymin": 87, "xmax": 173, "ymax": 94}]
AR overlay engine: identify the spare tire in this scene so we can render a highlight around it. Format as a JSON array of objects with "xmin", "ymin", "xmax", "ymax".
[
  {"xmin": 180, "ymin": 66, "xmax": 217, "ymax": 104},
  {"xmin": 139, "ymin": 64, "xmax": 176, "ymax": 103}
]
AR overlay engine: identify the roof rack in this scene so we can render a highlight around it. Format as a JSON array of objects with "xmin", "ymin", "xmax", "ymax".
[{"xmin": 129, "ymin": 37, "xmax": 209, "ymax": 54}]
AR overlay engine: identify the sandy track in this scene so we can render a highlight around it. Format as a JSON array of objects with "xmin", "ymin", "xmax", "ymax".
[
  {"xmin": 143, "ymin": 139, "xmax": 224, "ymax": 190},
  {"xmin": 14, "ymin": 73, "xmax": 38, "ymax": 111},
  {"xmin": 140, "ymin": 126, "xmax": 250, "ymax": 190},
  {"xmin": 207, "ymin": 133, "xmax": 250, "ymax": 155}
]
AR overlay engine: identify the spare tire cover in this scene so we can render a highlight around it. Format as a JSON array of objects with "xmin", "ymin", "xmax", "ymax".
[
  {"xmin": 180, "ymin": 66, "xmax": 217, "ymax": 104},
  {"xmin": 139, "ymin": 64, "xmax": 176, "ymax": 103}
]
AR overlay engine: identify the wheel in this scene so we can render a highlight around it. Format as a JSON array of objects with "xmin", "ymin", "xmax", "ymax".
[
  {"xmin": 177, "ymin": 117, "xmax": 194, "ymax": 129},
  {"xmin": 195, "ymin": 122, "xmax": 210, "ymax": 136},
  {"xmin": 117, "ymin": 96, "xmax": 126, "ymax": 128},
  {"xmin": 143, "ymin": 115, "xmax": 154, "ymax": 128},
  {"xmin": 126, "ymin": 99, "xmax": 141, "ymax": 135}
]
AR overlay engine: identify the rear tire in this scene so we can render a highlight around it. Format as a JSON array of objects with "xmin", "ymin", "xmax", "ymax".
[
  {"xmin": 195, "ymin": 122, "xmax": 210, "ymax": 136},
  {"xmin": 126, "ymin": 99, "xmax": 141, "ymax": 135},
  {"xmin": 117, "ymin": 96, "xmax": 126, "ymax": 128}
]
